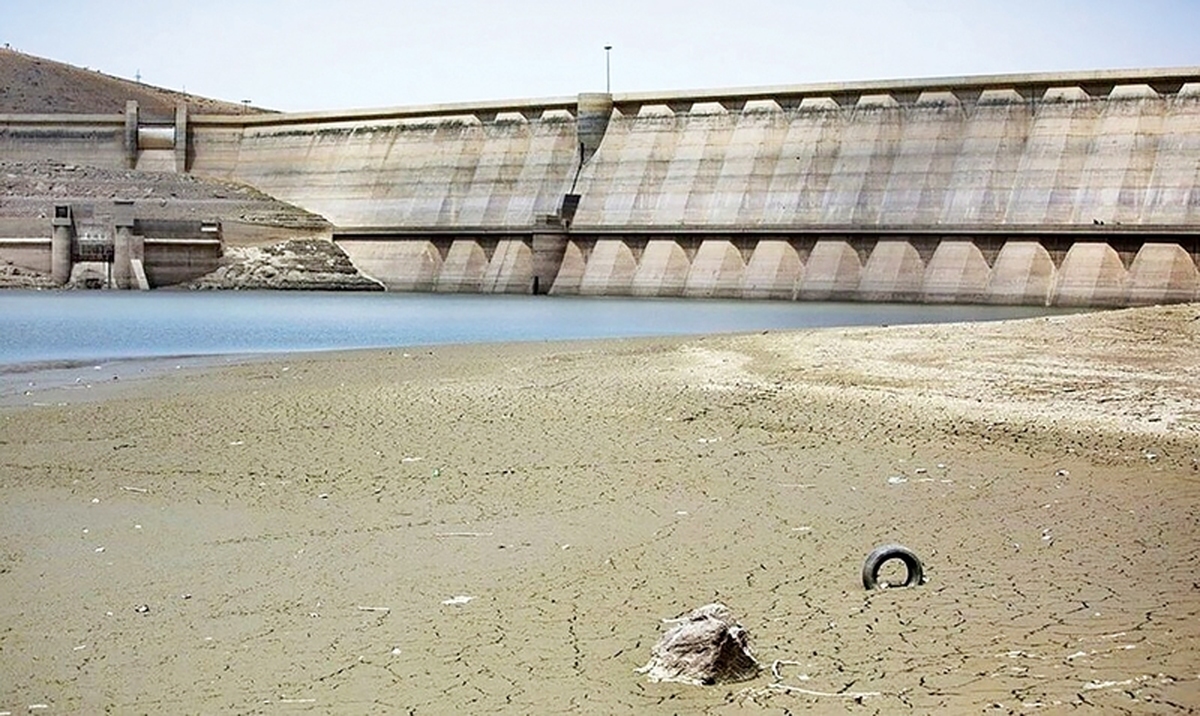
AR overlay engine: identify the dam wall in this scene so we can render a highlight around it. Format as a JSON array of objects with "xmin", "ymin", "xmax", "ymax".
[
  {"xmin": 0, "ymin": 114, "xmax": 126, "ymax": 167},
  {"xmin": 570, "ymin": 82, "xmax": 1200, "ymax": 229},
  {"xmin": 309, "ymin": 70, "xmax": 1200, "ymax": 304},
  {"xmin": 186, "ymin": 99, "xmax": 583, "ymax": 228},
  {"xmin": 2, "ymin": 69, "xmax": 1199, "ymax": 304},
  {"xmin": 0, "ymin": 103, "xmax": 188, "ymax": 172}
]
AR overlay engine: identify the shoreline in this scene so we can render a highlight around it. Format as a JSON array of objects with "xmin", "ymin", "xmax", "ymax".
[
  {"xmin": 1, "ymin": 304, "xmax": 1197, "ymax": 713},
  {"xmin": 0, "ymin": 352, "xmax": 283, "ymax": 408}
]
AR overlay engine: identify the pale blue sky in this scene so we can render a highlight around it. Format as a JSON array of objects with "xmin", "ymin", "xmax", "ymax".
[{"xmin": 5, "ymin": 0, "xmax": 1198, "ymax": 112}]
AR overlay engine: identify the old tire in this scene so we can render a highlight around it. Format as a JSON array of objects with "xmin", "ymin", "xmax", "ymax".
[{"xmin": 862, "ymin": 544, "xmax": 924, "ymax": 590}]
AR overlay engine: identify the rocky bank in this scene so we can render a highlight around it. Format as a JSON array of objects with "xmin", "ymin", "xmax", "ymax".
[{"xmin": 181, "ymin": 239, "xmax": 382, "ymax": 291}]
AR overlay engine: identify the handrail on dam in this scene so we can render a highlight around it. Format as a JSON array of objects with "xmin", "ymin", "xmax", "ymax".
[
  {"xmin": 177, "ymin": 66, "xmax": 1200, "ymax": 126},
  {"xmin": 610, "ymin": 66, "xmax": 1200, "ymax": 109},
  {"xmin": 190, "ymin": 96, "xmax": 580, "ymax": 127},
  {"xmin": 334, "ymin": 224, "xmax": 1200, "ymax": 238},
  {"xmin": 0, "ymin": 113, "xmax": 125, "ymax": 124}
]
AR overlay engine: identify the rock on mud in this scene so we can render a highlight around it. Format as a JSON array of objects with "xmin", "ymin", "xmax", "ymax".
[{"xmin": 636, "ymin": 603, "xmax": 760, "ymax": 685}]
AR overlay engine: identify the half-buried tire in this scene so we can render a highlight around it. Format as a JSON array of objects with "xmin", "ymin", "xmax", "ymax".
[{"xmin": 862, "ymin": 544, "xmax": 924, "ymax": 589}]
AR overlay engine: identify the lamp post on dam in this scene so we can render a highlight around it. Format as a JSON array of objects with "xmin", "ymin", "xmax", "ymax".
[{"xmin": 604, "ymin": 45, "xmax": 612, "ymax": 93}]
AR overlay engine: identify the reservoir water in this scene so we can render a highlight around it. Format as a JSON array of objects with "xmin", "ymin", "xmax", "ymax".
[
  {"xmin": 0, "ymin": 291, "xmax": 1070, "ymax": 369},
  {"xmin": 1, "ymin": 290, "xmax": 1067, "ymax": 367},
  {"xmin": 0, "ymin": 291, "xmax": 1077, "ymax": 404}
]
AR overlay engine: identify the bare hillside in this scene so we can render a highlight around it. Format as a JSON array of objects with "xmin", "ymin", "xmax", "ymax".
[
  {"xmin": 0, "ymin": 51, "xmax": 325, "ymax": 239},
  {"xmin": 0, "ymin": 48, "xmax": 270, "ymax": 116}
]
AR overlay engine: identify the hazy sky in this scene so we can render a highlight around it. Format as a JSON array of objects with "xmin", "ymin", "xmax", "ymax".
[{"xmin": 5, "ymin": 0, "xmax": 1198, "ymax": 112}]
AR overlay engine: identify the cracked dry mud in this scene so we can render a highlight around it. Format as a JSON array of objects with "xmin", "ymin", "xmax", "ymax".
[{"xmin": 0, "ymin": 304, "xmax": 1197, "ymax": 713}]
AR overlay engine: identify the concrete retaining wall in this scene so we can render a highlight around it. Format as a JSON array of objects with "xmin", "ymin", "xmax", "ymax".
[
  {"xmin": 141, "ymin": 238, "xmax": 221, "ymax": 287},
  {"xmin": 0, "ymin": 238, "xmax": 52, "ymax": 273},
  {"xmin": 0, "ymin": 115, "xmax": 126, "ymax": 167}
]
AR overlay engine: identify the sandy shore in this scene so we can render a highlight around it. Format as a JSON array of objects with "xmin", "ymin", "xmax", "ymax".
[{"xmin": 1, "ymin": 304, "xmax": 1198, "ymax": 714}]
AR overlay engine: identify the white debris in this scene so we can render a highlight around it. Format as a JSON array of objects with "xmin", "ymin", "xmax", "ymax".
[
  {"xmin": 1082, "ymin": 676, "xmax": 1148, "ymax": 691},
  {"xmin": 442, "ymin": 595, "xmax": 474, "ymax": 606}
]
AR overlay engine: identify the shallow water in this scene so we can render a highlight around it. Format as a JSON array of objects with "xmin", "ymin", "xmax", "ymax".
[{"xmin": 0, "ymin": 290, "xmax": 1069, "ymax": 367}]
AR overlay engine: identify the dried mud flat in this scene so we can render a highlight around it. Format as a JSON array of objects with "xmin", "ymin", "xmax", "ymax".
[{"xmin": 0, "ymin": 305, "xmax": 1198, "ymax": 714}]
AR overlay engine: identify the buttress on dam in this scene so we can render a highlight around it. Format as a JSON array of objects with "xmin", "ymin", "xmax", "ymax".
[{"xmin": 2, "ymin": 67, "xmax": 1199, "ymax": 305}]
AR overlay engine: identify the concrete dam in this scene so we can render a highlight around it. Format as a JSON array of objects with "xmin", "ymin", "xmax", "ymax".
[{"xmin": 3, "ymin": 68, "xmax": 1200, "ymax": 305}]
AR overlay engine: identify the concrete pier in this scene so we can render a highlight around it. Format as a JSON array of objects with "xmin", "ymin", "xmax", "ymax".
[{"xmin": 50, "ymin": 206, "xmax": 73, "ymax": 285}]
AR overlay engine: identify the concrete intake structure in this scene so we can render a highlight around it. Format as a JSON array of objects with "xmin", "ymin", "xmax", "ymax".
[
  {"xmin": 8, "ymin": 202, "xmax": 221, "ymax": 289},
  {"xmin": 2, "ymin": 68, "xmax": 1200, "ymax": 304}
]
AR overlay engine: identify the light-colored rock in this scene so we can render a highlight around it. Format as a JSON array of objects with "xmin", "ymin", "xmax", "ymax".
[
  {"xmin": 636, "ymin": 603, "xmax": 759, "ymax": 686},
  {"xmin": 184, "ymin": 238, "xmax": 381, "ymax": 290}
]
